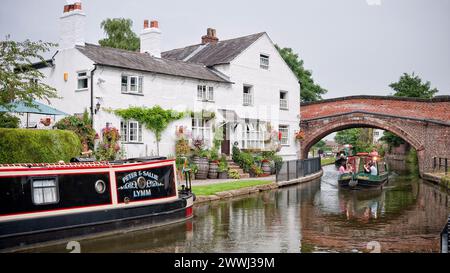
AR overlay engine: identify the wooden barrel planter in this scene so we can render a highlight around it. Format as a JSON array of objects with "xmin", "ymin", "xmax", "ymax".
[
  {"xmin": 208, "ymin": 161, "xmax": 219, "ymax": 179},
  {"xmin": 194, "ymin": 157, "xmax": 209, "ymax": 180},
  {"xmin": 262, "ymin": 161, "xmax": 271, "ymax": 175},
  {"xmin": 218, "ymin": 171, "xmax": 228, "ymax": 179}
]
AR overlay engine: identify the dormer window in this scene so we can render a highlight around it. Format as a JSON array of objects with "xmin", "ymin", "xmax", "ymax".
[{"xmin": 260, "ymin": 54, "xmax": 269, "ymax": 70}]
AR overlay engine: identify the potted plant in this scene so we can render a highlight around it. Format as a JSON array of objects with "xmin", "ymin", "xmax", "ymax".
[
  {"xmin": 193, "ymin": 148, "xmax": 209, "ymax": 180},
  {"xmin": 249, "ymin": 164, "xmax": 263, "ymax": 178},
  {"xmin": 261, "ymin": 159, "xmax": 271, "ymax": 175},
  {"xmin": 217, "ymin": 160, "xmax": 229, "ymax": 179},
  {"xmin": 208, "ymin": 149, "xmax": 219, "ymax": 179}
]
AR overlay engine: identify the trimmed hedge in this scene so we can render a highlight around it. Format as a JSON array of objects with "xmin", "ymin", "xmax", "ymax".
[{"xmin": 0, "ymin": 128, "xmax": 82, "ymax": 163}]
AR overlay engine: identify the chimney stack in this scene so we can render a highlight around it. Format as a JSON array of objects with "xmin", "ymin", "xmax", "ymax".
[
  {"xmin": 59, "ymin": 1, "xmax": 86, "ymax": 50},
  {"xmin": 201, "ymin": 28, "xmax": 219, "ymax": 45},
  {"xmin": 140, "ymin": 19, "xmax": 162, "ymax": 57}
]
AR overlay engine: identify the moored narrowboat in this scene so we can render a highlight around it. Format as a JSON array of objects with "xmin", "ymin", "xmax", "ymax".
[{"xmin": 0, "ymin": 157, "xmax": 194, "ymax": 251}]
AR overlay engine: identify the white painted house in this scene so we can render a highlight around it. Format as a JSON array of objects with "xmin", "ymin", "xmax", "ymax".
[{"xmin": 34, "ymin": 2, "xmax": 301, "ymax": 160}]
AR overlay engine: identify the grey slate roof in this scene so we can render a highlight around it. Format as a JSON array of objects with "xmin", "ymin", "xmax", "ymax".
[
  {"xmin": 76, "ymin": 43, "xmax": 230, "ymax": 83},
  {"xmin": 161, "ymin": 32, "xmax": 266, "ymax": 66}
]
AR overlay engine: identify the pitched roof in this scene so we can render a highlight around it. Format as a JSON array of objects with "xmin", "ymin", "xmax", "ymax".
[
  {"xmin": 75, "ymin": 43, "xmax": 230, "ymax": 83},
  {"xmin": 161, "ymin": 32, "xmax": 266, "ymax": 66}
]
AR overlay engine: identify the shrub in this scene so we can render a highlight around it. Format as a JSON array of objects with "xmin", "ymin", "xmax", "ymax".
[
  {"xmin": 175, "ymin": 138, "xmax": 190, "ymax": 156},
  {"xmin": 239, "ymin": 152, "xmax": 254, "ymax": 172},
  {"xmin": 94, "ymin": 126, "xmax": 121, "ymax": 161},
  {"xmin": 0, "ymin": 128, "xmax": 82, "ymax": 163},
  {"xmin": 228, "ymin": 169, "xmax": 240, "ymax": 179},
  {"xmin": 250, "ymin": 164, "xmax": 263, "ymax": 177},
  {"xmin": 218, "ymin": 160, "xmax": 228, "ymax": 172},
  {"xmin": 53, "ymin": 110, "xmax": 96, "ymax": 150},
  {"xmin": 0, "ymin": 113, "xmax": 20, "ymax": 128}
]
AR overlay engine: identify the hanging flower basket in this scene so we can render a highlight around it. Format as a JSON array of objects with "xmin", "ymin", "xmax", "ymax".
[{"xmin": 294, "ymin": 130, "xmax": 305, "ymax": 141}]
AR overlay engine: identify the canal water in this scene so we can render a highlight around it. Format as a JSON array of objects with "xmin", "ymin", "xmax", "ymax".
[{"xmin": 24, "ymin": 165, "xmax": 449, "ymax": 253}]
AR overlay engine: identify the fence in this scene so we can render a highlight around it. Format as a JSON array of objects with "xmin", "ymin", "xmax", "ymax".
[
  {"xmin": 433, "ymin": 157, "xmax": 448, "ymax": 174},
  {"xmin": 276, "ymin": 157, "xmax": 321, "ymax": 182},
  {"xmin": 441, "ymin": 215, "xmax": 449, "ymax": 253}
]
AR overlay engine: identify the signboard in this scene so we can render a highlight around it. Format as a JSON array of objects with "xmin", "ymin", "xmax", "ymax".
[{"xmin": 115, "ymin": 165, "xmax": 176, "ymax": 203}]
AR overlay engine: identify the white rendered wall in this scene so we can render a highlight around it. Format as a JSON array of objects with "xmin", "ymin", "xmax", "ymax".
[{"xmin": 213, "ymin": 34, "xmax": 301, "ymax": 160}]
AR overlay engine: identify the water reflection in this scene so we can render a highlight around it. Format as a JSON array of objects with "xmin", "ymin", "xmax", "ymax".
[{"xmin": 23, "ymin": 165, "xmax": 449, "ymax": 253}]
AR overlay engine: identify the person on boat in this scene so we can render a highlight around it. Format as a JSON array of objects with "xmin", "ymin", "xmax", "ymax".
[
  {"xmin": 363, "ymin": 161, "xmax": 371, "ymax": 173},
  {"xmin": 369, "ymin": 162, "xmax": 378, "ymax": 176},
  {"xmin": 339, "ymin": 162, "xmax": 352, "ymax": 174},
  {"xmin": 346, "ymin": 162, "xmax": 354, "ymax": 173},
  {"xmin": 369, "ymin": 148, "xmax": 379, "ymax": 157}
]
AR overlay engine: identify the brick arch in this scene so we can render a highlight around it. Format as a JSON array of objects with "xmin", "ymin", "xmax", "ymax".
[
  {"xmin": 301, "ymin": 117, "xmax": 423, "ymax": 159},
  {"xmin": 299, "ymin": 96, "xmax": 450, "ymax": 176}
]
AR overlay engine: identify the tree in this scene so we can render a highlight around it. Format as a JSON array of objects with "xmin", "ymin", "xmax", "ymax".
[
  {"xmin": 0, "ymin": 36, "xmax": 58, "ymax": 110},
  {"xmin": 0, "ymin": 113, "xmax": 20, "ymax": 128},
  {"xmin": 335, "ymin": 128, "xmax": 374, "ymax": 153},
  {"xmin": 112, "ymin": 106, "xmax": 184, "ymax": 155},
  {"xmin": 99, "ymin": 18, "xmax": 140, "ymax": 51},
  {"xmin": 335, "ymin": 129, "xmax": 360, "ymax": 147},
  {"xmin": 382, "ymin": 72, "xmax": 438, "ymax": 149},
  {"xmin": 276, "ymin": 45, "xmax": 327, "ymax": 102},
  {"xmin": 390, "ymin": 72, "xmax": 438, "ymax": 99}
]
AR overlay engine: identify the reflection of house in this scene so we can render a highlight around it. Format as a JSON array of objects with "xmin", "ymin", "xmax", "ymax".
[{"xmin": 34, "ymin": 2, "xmax": 300, "ymax": 159}]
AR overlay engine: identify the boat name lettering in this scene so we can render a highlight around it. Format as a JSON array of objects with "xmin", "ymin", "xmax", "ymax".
[
  {"xmin": 133, "ymin": 189, "xmax": 152, "ymax": 198},
  {"xmin": 122, "ymin": 171, "xmax": 159, "ymax": 183}
]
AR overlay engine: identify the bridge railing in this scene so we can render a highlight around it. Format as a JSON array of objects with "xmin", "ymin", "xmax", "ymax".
[
  {"xmin": 433, "ymin": 157, "xmax": 448, "ymax": 174},
  {"xmin": 276, "ymin": 157, "xmax": 321, "ymax": 182}
]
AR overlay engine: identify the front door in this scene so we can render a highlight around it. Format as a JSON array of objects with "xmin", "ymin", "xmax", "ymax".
[{"xmin": 221, "ymin": 124, "xmax": 230, "ymax": 155}]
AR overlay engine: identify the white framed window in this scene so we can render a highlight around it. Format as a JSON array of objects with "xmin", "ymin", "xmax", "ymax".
[
  {"xmin": 243, "ymin": 85, "xmax": 253, "ymax": 106},
  {"xmin": 121, "ymin": 75, "xmax": 143, "ymax": 94},
  {"xmin": 280, "ymin": 91, "xmax": 289, "ymax": 110},
  {"xmin": 120, "ymin": 120, "xmax": 143, "ymax": 143},
  {"xmin": 32, "ymin": 178, "xmax": 59, "ymax": 205},
  {"xmin": 77, "ymin": 71, "xmax": 89, "ymax": 90},
  {"xmin": 279, "ymin": 125, "xmax": 289, "ymax": 146},
  {"xmin": 260, "ymin": 54, "xmax": 269, "ymax": 70},
  {"xmin": 242, "ymin": 120, "xmax": 265, "ymax": 150},
  {"xmin": 192, "ymin": 118, "xmax": 211, "ymax": 145},
  {"xmin": 197, "ymin": 85, "xmax": 214, "ymax": 101}
]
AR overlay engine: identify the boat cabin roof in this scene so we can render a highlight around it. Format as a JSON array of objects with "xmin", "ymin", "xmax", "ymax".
[{"xmin": 0, "ymin": 157, "xmax": 171, "ymax": 170}]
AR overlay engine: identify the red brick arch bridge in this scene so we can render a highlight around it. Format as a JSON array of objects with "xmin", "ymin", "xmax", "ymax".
[{"xmin": 299, "ymin": 95, "xmax": 450, "ymax": 175}]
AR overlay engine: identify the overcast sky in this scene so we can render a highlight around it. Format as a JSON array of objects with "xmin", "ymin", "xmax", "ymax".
[{"xmin": 1, "ymin": 0, "xmax": 449, "ymax": 99}]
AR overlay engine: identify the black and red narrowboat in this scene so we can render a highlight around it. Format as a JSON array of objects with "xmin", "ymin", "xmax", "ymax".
[{"xmin": 0, "ymin": 157, "xmax": 194, "ymax": 251}]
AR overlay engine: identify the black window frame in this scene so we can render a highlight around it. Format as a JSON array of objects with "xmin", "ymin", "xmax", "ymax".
[{"xmin": 30, "ymin": 176, "xmax": 60, "ymax": 206}]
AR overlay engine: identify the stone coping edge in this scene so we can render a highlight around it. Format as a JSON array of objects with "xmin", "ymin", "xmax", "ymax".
[{"xmin": 194, "ymin": 169, "xmax": 324, "ymax": 205}]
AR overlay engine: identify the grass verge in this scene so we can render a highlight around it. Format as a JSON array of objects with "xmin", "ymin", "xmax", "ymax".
[
  {"xmin": 321, "ymin": 157, "xmax": 335, "ymax": 166},
  {"xmin": 192, "ymin": 180, "xmax": 273, "ymax": 196}
]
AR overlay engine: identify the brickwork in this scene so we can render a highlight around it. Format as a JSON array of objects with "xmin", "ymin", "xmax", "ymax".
[{"xmin": 299, "ymin": 96, "xmax": 450, "ymax": 175}]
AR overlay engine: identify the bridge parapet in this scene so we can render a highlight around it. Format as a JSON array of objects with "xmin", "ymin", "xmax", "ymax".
[{"xmin": 301, "ymin": 95, "xmax": 450, "ymax": 123}]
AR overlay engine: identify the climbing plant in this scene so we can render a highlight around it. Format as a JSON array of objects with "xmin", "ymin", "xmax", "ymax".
[{"xmin": 112, "ymin": 106, "xmax": 184, "ymax": 155}]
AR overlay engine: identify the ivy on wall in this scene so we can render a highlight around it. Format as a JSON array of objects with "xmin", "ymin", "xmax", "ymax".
[{"xmin": 111, "ymin": 106, "xmax": 184, "ymax": 155}]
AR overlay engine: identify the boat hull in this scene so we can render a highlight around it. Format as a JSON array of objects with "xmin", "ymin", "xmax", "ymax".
[
  {"xmin": 0, "ymin": 193, "xmax": 193, "ymax": 252},
  {"xmin": 338, "ymin": 174, "xmax": 388, "ymax": 190}
]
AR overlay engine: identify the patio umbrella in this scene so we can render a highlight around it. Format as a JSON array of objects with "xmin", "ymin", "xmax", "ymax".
[{"xmin": 0, "ymin": 101, "xmax": 68, "ymax": 128}]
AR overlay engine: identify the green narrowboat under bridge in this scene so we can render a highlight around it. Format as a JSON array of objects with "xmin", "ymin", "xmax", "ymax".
[{"xmin": 338, "ymin": 152, "xmax": 389, "ymax": 190}]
